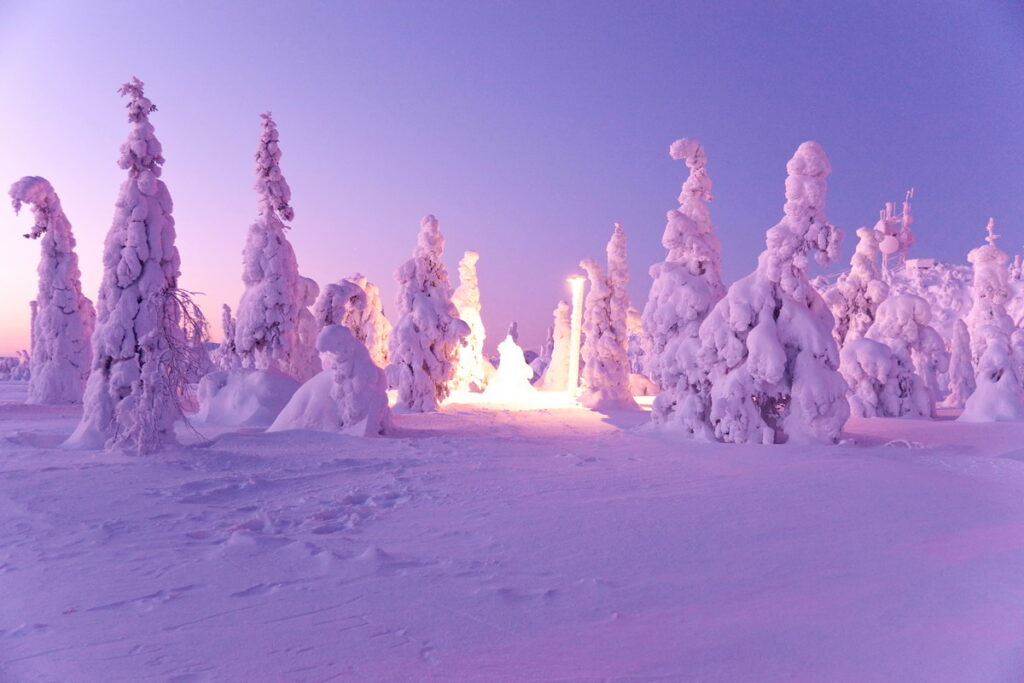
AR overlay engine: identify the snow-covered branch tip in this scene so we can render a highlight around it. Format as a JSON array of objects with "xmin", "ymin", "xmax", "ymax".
[{"xmin": 118, "ymin": 77, "xmax": 157, "ymax": 118}]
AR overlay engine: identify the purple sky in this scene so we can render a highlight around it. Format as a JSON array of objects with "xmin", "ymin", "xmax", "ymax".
[{"xmin": 1, "ymin": 0, "xmax": 1022, "ymax": 355}]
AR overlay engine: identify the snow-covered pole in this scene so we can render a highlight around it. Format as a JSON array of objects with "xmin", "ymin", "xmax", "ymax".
[{"xmin": 567, "ymin": 275, "xmax": 586, "ymax": 395}]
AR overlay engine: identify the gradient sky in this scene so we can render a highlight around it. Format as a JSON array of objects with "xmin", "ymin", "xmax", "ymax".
[{"xmin": 1, "ymin": 0, "xmax": 1022, "ymax": 356}]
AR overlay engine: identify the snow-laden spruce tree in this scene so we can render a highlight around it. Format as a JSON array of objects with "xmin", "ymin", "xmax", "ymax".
[
  {"xmin": 697, "ymin": 141, "xmax": 847, "ymax": 444},
  {"xmin": 9, "ymin": 176, "xmax": 95, "ymax": 404},
  {"xmin": 942, "ymin": 318, "xmax": 974, "ymax": 408},
  {"xmin": 452, "ymin": 250, "xmax": 489, "ymax": 391},
  {"xmin": 959, "ymin": 219, "xmax": 1024, "ymax": 421},
  {"xmin": 840, "ymin": 337, "xmax": 914, "ymax": 418},
  {"xmin": 536, "ymin": 300, "xmax": 571, "ymax": 391},
  {"xmin": 234, "ymin": 113, "xmax": 317, "ymax": 381},
  {"xmin": 346, "ymin": 274, "xmax": 391, "ymax": 367},
  {"xmin": 268, "ymin": 325, "xmax": 391, "ymax": 436},
  {"xmin": 861, "ymin": 294, "xmax": 940, "ymax": 417},
  {"xmin": 483, "ymin": 335, "xmax": 537, "ymax": 400},
  {"xmin": 642, "ymin": 138, "xmax": 725, "ymax": 393},
  {"xmin": 211, "ymin": 304, "xmax": 242, "ymax": 370},
  {"xmin": 823, "ymin": 226, "xmax": 889, "ymax": 346},
  {"xmin": 65, "ymin": 79, "xmax": 190, "ymax": 453},
  {"xmin": 578, "ymin": 224, "xmax": 635, "ymax": 410},
  {"xmin": 387, "ymin": 215, "xmax": 469, "ymax": 412}
]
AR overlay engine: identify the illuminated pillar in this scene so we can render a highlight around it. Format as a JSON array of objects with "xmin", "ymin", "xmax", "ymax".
[{"xmin": 567, "ymin": 275, "xmax": 586, "ymax": 396}]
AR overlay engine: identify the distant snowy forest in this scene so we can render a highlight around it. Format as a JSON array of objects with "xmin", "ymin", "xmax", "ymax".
[{"xmin": 7, "ymin": 78, "xmax": 1024, "ymax": 452}]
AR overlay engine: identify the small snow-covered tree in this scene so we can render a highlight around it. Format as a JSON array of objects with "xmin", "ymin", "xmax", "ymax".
[
  {"xmin": 536, "ymin": 300, "xmax": 571, "ymax": 391},
  {"xmin": 697, "ymin": 141, "xmax": 847, "ymax": 444},
  {"xmin": 960, "ymin": 219, "xmax": 1024, "ymax": 421},
  {"xmin": 234, "ymin": 113, "xmax": 317, "ymax": 381},
  {"xmin": 625, "ymin": 306, "xmax": 646, "ymax": 375},
  {"xmin": 943, "ymin": 318, "xmax": 974, "ymax": 408},
  {"xmin": 346, "ymin": 274, "xmax": 391, "ymax": 367},
  {"xmin": 642, "ymin": 138, "xmax": 725, "ymax": 393},
  {"xmin": 9, "ymin": 176, "xmax": 95, "ymax": 404},
  {"xmin": 314, "ymin": 279, "xmax": 366, "ymax": 326},
  {"xmin": 483, "ymin": 335, "xmax": 537, "ymax": 400},
  {"xmin": 387, "ymin": 215, "xmax": 469, "ymax": 412},
  {"xmin": 268, "ymin": 325, "xmax": 391, "ymax": 436},
  {"xmin": 578, "ymin": 224, "xmax": 635, "ymax": 411},
  {"xmin": 211, "ymin": 304, "xmax": 242, "ymax": 370},
  {"xmin": 862, "ymin": 294, "xmax": 940, "ymax": 417},
  {"xmin": 452, "ymin": 250, "xmax": 488, "ymax": 391},
  {"xmin": 840, "ymin": 337, "xmax": 915, "ymax": 418},
  {"xmin": 66, "ymin": 78, "xmax": 191, "ymax": 453},
  {"xmin": 823, "ymin": 226, "xmax": 889, "ymax": 346}
]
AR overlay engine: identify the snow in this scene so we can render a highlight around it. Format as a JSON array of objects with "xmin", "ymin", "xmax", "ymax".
[
  {"xmin": 195, "ymin": 368, "xmax": 300, "ymax": 428},
  {"xmin": 535, "ymin": 300, "xmax": 571, "ymax": 391},
  {"xmin": 9, "ymin": 176, "xmax": 95, "ymax": 405},
  {"xmin": 3, "ymin": 381, "xmax": 1024, "ymax": 680},
  {"xmin": 482, "ymin": 335, "xmax": 536, "ymax": 402},
  {"xmin": 268, "ymin": 325, "xmax": 391, "ymax": 436}
]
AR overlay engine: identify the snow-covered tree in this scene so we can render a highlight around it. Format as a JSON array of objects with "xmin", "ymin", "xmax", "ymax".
[
  {"xmin": 578, "ymin": 224, "xmax": 635, "ymax": 411},
  {"xmin": 234, "ymin": 113, "xmax": 317, "ymax": 381},
  {"xmin": 960, "ymin": 219, "xmax": 1024, "ymax": 421},
  {"xmin": 211, "ymin": 304, "xmax": 242, "ymax": 370},
  {"xmin": 346, "ymin": 274, "xmax": 391, "ymax": 367},
  {"xmin": 625, "ymin": 306, "xmax": 646, "ymax": 375},
  {"xmin": 65, "ymin": 78, "xmax": 191, "ymax": 453},
  {"xmin": 483, "ymin": 335, "xmax": 537, "ymax": 401},
  {"xmin": 642, "ymin": 138, "xmax": 725, "ymax": 394},
  {"xmin": 536, "ymin": 300, "xmax": 571, "ymax": 391},
  {"xmin": 840, "ymin": 337, "xmax": 918, "ymax": 418},
  {"xmin": 387, "ymin": 215, "xmax": 469, "ymax": 412},
  {"xmin": 942, "ymin": 318, "xmax": 974, "ymax": 408},
  {"xmin": 452, "ymin": 250, "xmax": 488, "ymax": 391},
  {"xmin": 9, "ymin": 176, "xmax": 95, "ymax": 404},
  {"xmin": 823, "ymin": 226, "xmax": 889, "ymax": 346},
  {"xmin": 268, "ymin": 325, "xmax": 391, "ymax": 436},
  {"xmin": 314, "ymin": 279, "xmax": 366, "ymax": 328},
  {"xmin": 696, "ymin": 141, "xmax": 847, "ymax": 444},
  {"xmin": 862, "ymin": 294, "xmax": 940, "ymax": 417}
]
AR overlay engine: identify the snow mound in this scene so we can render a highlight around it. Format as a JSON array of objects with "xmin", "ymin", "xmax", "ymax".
[
  {"xmin": 269, "ymin": 325, "xmax": 391, "ymax": 436},
  {"xmin": 195, "ymin": 368, "xmax": 300, "ymax": 428}
]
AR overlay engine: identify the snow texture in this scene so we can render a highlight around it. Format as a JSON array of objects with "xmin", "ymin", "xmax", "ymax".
[
  {"xmin": 9, "ymin": 176, "xmax": 95, "ymax": 404},
  {"xmin": 536, "ymin": 300, "xmax": 571, "ymax": 391},
  {"xmin": 195, "ymin": 368, "xmax": 300, "ymax": 428},
  {"xmin": 578, "ymin": 224, "xmax": 636, "ymax": 411},
  {"xmin": 452, "ymin": 251, "xmax": 489, "ymax": 392},
  {"xmin": 387, "ymin": 215, "xmax": 469, "ymax": 412},
  {"xmin": 960, "ymin": 219, "xmax": 1024, "ymax": 422},
  {"xmin": 269, "ymin": 325, "xmax": 391, "ymax": 436},
  {"xmin": 696, "ymin": 141, "xmax": 848, "ymax": 444},
  {"xmin": 234, "ymin": 113, "xmax": 319, "ymax": 382},
  {"xmin": 65, "ymin": 78, "xmax": 188, "ymax": 454}
]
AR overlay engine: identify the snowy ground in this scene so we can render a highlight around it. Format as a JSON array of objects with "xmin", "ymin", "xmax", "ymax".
[{"xmin": 2, "ymin": 381, "xmax": 1024, "ymax": 681}]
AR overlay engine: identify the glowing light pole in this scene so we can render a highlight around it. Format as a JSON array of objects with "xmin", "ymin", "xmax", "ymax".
[{"xmin": 567, "ymin": 275, "xmax": 586, "ymax": 396}]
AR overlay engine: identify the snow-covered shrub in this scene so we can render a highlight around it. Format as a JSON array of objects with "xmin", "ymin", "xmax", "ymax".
[
  {"xmin": 696, "ymin": 142, "xmax": 848, "ymax": 445},
  {"xmin": 942, "ymin": 319, "xmax": 974, "ymax": 408},
  {"xmin": 387, "ymin": 215, "xmax": 469, "ymax": 412},
  {"xmin": 268, "ymin": 325, "xmax": 391, "ymax": 436},
  {"xmin": 536, "ymin": 301, "xmax": 571, "ymax": 391},
  {"xmin": 531, "ymin": 324, "xmax": 555, "ymax": 381},
  {"xmin": 959, "ymin": 219, "xmax": 1024, "ymax": 422},
  {"xmin": 211, "ymin": 304, "xmax": 242, "ymax": 370},
  {"xmin": 9, "ymin": 176, "xmax": 95, "ymax": 404},
  {"xmin": 195, "ymin": 368, "xmax": 300, "ymax": 427},
  {"xmin": 579, "ymin": 224, "xmax": 636, "ymax": 411},
  {"xmin": 625, "ymin": 306, "xmax": 647, "ymax": 375},
  {"xmin": 346, "ymin": 274, "xmax": 391, "ymax": 368},
  {"xmin": 483, "ymin": 335, "xmax": 537, "ymax": 401},
  {"xmin": 642, "ymin": 138, "xmax": 724, "ymax": 392},
  {"xmin": 234, "ymin": 113, "xmax": 318, "ymax": 381},
  {"xmin": 452, "ymin": 250, "xmax": 489, "ymax": 391},
  {"xmin": 822, "ymin": 226, "xmax": 889, "ymax": 346},
  {"xmin": 289, "ymin": 276, "xmax": 323, "ymax": 381},
  {"xmin": 840, "ymin": 336, "xmax": 923, "ymax": 418},
  {"xmin": 864, "ymin": 294, "xmax": 942, "ymax": 417},
  {"xmin": 65, "ymin": 79, "xmax": 192, "ymax": 453},
  {"xmin": 0, "ymin": 351, "xmax": 32, "ymax": 381}
]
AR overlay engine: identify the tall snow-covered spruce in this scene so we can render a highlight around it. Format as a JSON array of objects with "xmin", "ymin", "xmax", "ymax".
[
  {"xmin": 578, "ymin": 223, "xmax": 636, "ymax": 411},
  {"xmin": 10, "ymin": 176, "xmax": 95, "ymax": 404},
  {"xmin": 641, "ymin": 138, "xmax": 725, "ymax": 432},
  {"xmin": 234, "ymin": 113, "xmax": 318, "ymax": 381},
  {"xmin": 536, "ymin": 300, "xmax": 571, "ymax": 391},
  {"xmin": 387, "ymin": 215, "xmax": 469, "ymax": 412},
  {"xmin": 959, "ymin": 219, "xmax": 1024, "ymax": 422},
  {"xmin": 697, "ymin": 141, "xmax": 848, "ymax": 444},
  {"xmin": 823, "ymin": 225, "xmax": 889, "ymax": 346},
  {"xmin": 65, "ymin": 78, "xmax": 189, "ymax": 453},
  {"xmin": 452, "ymin": 250, "xmax": 489, "ymax": 391}
]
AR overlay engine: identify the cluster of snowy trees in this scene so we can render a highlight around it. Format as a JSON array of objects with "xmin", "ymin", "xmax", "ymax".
[{"xmin": 9, "ymin": 79, "xmax": 1024, "ymax": 453}]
